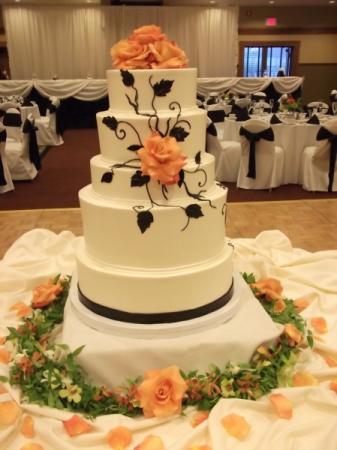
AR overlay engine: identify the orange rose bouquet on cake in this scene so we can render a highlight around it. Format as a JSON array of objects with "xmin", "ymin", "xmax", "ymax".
[{"xmin": 111, "ymin": 25, "xmax": 188, "ymax": 69}]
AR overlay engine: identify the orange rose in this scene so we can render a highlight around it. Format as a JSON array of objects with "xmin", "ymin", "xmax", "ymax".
[
  {"xmin": 111, "ymin": 39, "xmax": 151, "ymax": 69},
  {"xmin": 138, "ymin": 133, "xmax": 187, "ymax": 185},
  {"xmin": 150, "ymin": 40, "xmax": 188, "ymax": 69},
  {"xmin": 130, "ymin": 25, "xmax": 166, "ymax": 45},
  {"xmin": 137, "ymin": 365, "xmax": 187, "ymax": 418},
  {"xmin": 32, "ymin": 281, "xmax": 63, "ymax": 309}
]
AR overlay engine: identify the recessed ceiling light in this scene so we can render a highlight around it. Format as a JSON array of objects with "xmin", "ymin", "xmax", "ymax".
[
  {"xmin": 329, "ymin": 0, "xmax": 335, "ymax": 3},
  {"xmin": 210, "ymin": 0, "xmax": 216, "ymax": 3},
  {"xmin": 269, "ymin": 1, "xmax": 275, "ymax": 4},
  {"xmin": 14, "ymin": 0, "xmax": 21, "ymax": 3}
]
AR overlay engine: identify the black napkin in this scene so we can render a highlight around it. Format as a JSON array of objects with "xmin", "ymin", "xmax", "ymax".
[
  {"xmin": 270, "ymin": 114, "xmax": 282, "ymax": 124},
  {"xmin": 232, "ymin": 105, "xmax": 250, "ymax": 121},
  {"xmin": 307, "ymin": 114, "xmax": 320, "ymax": 125}
]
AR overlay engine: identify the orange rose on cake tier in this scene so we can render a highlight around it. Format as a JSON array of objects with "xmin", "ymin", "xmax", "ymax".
[
  {"xmin": 137, "ymin": 365, "xmax": 187, "ymax": 418},
  {"xmin": 130, "ymin": 25, "xmax": 166, "ymax": 45},
  {"xmin": 137, "ymin": 133, "xmax": 187, "ymax": 185},
  {"xmin": 150, "ymin": 40, "xmax": 188, "ymax": 69}
]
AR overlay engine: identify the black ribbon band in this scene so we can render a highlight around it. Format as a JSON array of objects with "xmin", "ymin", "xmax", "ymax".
[
  {"xmin": 239, "ymin": 126, "xmax": 274, "ymax": 179},
  {"xmin": 3, "ymin": 113, "xmax": 22, "ymax": 127},
  {"xmin": 317, "ymin": 127, "xmax": 337, "ymax": 192},
  {"xmin": 0, "ymin": 129, "xmax": 7, "ymax": 186},
  {"xmin": 22, "ymin": 118, "xmax": 41, "ymax": 171},
  {"xmin": 78, "ymin": 281, "xmax": 234, "ymax": 324}
]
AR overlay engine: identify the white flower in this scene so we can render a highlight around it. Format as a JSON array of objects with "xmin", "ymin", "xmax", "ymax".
[{"xmin": 41, "ymin": 368, "xmax": 61, "ymax": 389}]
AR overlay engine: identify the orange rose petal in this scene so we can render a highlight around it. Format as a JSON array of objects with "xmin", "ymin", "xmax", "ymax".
[
  {"xmin": 292, "ymin": 371, "xmax": 318, "ymax": 387},
  {"xmin": 20, "ymin": 444, "xmax": 44, "ymax": 450},
  {"xmin": 274, "ymin": 298, "xmax": 286, "ymax": 313},
  {"xmin": 188, "ymin": 446, "xmax": 212, "ymax": 450},
  {"xmin": 106, "ymin": 426, "xmax": 132, "ymax": 449},
  {"xmin": 0, "ymin": 348, "xmax": 10, "ymax": 364},
  {"xmin": 190, "ymin": 410, "xmax": 209, "ymax": 428},
  {"xmin": 269, "ymin": 394, "xmax": 293, "ymax": 419},
  {"xmin": 0, "ymin": 400, "xmax": 21, "ymax": 426},
  {"xmin": 0, "ymin": 336, "xmax": 7, "ymax": 345},
  {"xmin": 329, "ymin": 378, "xmax": 337, "ymax": 393},
  {"xmin": 293, "ymin": 298, "xmax": 310, "ymax": 313},
  {"xmin": 21, "ymin": 414, "xmax": 35, "ymax": 438},
  {"xmin": 324, "ymin": 354, "xmax": 337, "ymax": 367},
  {"xmin": 221, "ymin": 413, "xmax": 251, "ymax": 439},
  {"xmin": 134, "ymin": 434, "xmax": 165, "ymax": 450},
  {"xmin": 283, "ymin": 323, "xmax": 302, "ymax": 344},
  {"xmin": 63, "ymin": 414, "xmax": 92, "ymax": 437},
  {"xmin": 310, "ymin": 317, "xmax": 328, "ymax": 334},
  {"xmin": 252, "ymin": 278, "xmax": 283, "ymax": 294}
]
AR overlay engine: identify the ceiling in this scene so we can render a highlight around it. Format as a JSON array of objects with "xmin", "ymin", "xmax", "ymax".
[{"xmin": 1, "ymin": 0, "xmax": 335, "ymax": 5}]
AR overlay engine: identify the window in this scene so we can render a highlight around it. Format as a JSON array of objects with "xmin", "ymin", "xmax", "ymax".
[{"xmin": 238, "ymin": 42, "xmax": 299, "ymax": 77}]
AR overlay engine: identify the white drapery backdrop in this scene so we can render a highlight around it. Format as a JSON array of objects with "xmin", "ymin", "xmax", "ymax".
[{"xmin": 3, "ymin": 5, "xmax": 238, "ymax": 79}]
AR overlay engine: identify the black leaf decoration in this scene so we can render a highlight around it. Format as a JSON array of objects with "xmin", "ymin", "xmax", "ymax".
[
  {"xmin": 195, "ymin": 151, "xmax": 201, "ymax": 165},
  {"xmin": 102, "ymin": 116, "xmax": 118, "ymax": 131},
  {"xmin": 169, "ymin": 126, "xmax": 189, "ymax": 142},
  {"xmin": 185, "ymin": 204, "xmax": 203, "ymax": 219},
  {"xmin": 101, "ymin": 171, "xmax": 113, "ymax": 183},
  {"xmin": 120, "ymin": 70, "xmax": 135, "ymax": 87},
  {"xmin": 153, "ymin": 79, "xmax": 174, "ymax": 97},
  {"xmin": 127, "ymin": 144, "xmax": 143, "ymax": 152},
  {"xmin": 178, "ymin": 169, "xmax": 185, "ymax": 188},
  {"xmin": 131, "ymin": 170, "xmax": 150, "ymax": 187},
  {"xmin": 137, "ymin": 211, "xmax": 154, "ymax": 233}
]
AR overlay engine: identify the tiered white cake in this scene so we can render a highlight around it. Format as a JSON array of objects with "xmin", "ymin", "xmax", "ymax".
[{"xmin": 75, "ymin": 68, "xmax": 234, "ymax": 322}]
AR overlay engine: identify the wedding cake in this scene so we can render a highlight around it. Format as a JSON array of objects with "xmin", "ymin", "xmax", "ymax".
[{"xmin": 75, "ymin": 25, "xmax": 234, "ymax": 323}]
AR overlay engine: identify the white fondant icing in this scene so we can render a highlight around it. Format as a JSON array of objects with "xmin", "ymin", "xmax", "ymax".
[
  {"xmin": 79, "ymin": 184, "xmax": 228, "ymax": 268},
  {"xmin": 96, "ymin": 108, "xmax": 207, "ymax": 162},
  {"xmin": 90, "ymin": 152, "xmax": 216, "ymax": 201},
  {"xmin": 76, "ymin": 238, "xmax": 233, "ymax": 314},
  {"xmin": 107, "ymin": 68, "xmax": 197, "ymax": 113}
]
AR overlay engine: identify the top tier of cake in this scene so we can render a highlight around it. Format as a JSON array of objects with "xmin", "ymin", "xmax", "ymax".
[{"xmin": 107, "ymin": 68, "xmax": 197, "ymax": 113}]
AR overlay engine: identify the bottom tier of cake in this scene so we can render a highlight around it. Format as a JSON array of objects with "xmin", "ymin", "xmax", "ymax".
[
  {"xmin": 61, "ymin": 272, "xmax": 281, "ymax": 387},
  {"xmin": 76, "ymin": 238, "xmax": 234, "ymax": 319}
]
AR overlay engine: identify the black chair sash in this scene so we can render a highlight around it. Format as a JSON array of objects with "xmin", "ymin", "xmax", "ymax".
[
  {"xmin": 3, "ymin": 113, "xmax": 22, "ymax": 127},
  {"xmin": 231, "ymin": 104, "xmax": 250, "ymax": 122},
  {"xmin": 206, "ymin": 121, "xmax": 217, "ymax": 137},
  {"xmin": 239, "ymin": 126, "xmax": 275, "ymax": 179},
  {"xmin": 207, "ymin": 110, "xmax": 225, "ymax": 123},
  {"xmin": 317, "ymin": 127, "xmax": 337, "ymax": 192},
  {"xmin": 0, "ymin": 129, "xmax": 7, "ymax": 186},
  {"xmin": 22, "ymin": 119, "xmax": 41, "ymax": 171}
]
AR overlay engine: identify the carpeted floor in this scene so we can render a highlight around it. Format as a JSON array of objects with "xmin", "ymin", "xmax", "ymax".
[{"xmin": 1, "ymin": 128, "xmax": 336, "ymax": 211}]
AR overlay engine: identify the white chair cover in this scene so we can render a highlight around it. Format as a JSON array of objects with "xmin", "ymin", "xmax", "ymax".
[
  {"xmin": 206, "ymin": 118, "xmax": 241, "ymax": 182},
  {"xmin": 0, "ymin": 125, "xmax": 14, "ymax": 194},
  {"xmin": 3, "ymin": 107, "xmax": 22, "ymax": 141},
  {"xmin": 307, "ymin": 101, "xmax": 329, "ymax": 114},
  {"xmin": 35, "ymin": 96, "xmax": 63, "ymax": 146},
  {"xmin": 4, "ymin": 114, "xmax": 38, "ymax": 180},
  {"xmin": 302, "ymin": 118, "xmax": 337, "ymax": 192},
  {"xmin": 237, "ymin": 119, "xmax": 284, "ymax": 189},
  {"xmin": 235, "ymin": 98, "xmax": 251, "ymax": 109}
]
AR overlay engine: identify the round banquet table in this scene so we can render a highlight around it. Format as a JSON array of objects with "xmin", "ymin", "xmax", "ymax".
[{"xmin": 221, "ymin": 115, "xmax": 331, "ymax": 184}]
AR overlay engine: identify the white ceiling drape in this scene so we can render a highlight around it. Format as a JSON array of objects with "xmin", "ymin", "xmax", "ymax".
[{"xmin": 3, "ymin": 5, "xmax": 238, "ymax": 79}]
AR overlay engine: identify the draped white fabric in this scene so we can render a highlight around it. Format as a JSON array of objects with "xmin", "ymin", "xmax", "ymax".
[
  {"xmin": 1, "ymin": 229, "xmax": 337, "ymax": 449},
  {"xmin": 3, "ymin": 5, "xmax": 238, "ymax": 79},
  {"xmin": 0, "ymin": 77, "xmax": 303, "ymax": 101},
  {"xmin": 197, "ymin": 76, "xmax": 303, "ymax": 97}
]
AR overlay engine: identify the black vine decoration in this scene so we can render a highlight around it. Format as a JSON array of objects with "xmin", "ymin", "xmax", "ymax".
[{"xmin": 99, "ymin": 70, "xmax": 221, "ymax": 233}]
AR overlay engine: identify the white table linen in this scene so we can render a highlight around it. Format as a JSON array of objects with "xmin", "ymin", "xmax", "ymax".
[{"xmin": 0, "ymin": 228, "xmax": 337, "ymax": 449}]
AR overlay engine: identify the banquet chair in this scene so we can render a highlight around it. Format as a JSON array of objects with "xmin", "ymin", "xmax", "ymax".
[
  {"xmin": 237, "ymin": 119, "xmax": 284, "ymax": 190},
  {"xmin": 35, "ymin": 96, "xmax": 64, "ymax": 146},
  {"xmin": 3, "ymin": 108, "xmax": 22, "ymax": 141},
  {"xmin": 235, "ymin": 98, "xmax": 251, "ymax": 109},
  {"xmin": 207, "ymin": 104, "xmax": 225, "ymax": 123},
  {"xmin": 252, "ymin": 92, "xmax": 267, "ymax": 102},
  {"xmin": 307, "ymin": 101, "xmax": 329, "ymax": 115},
  {"xmin": 0, "ymin": 125, "xmax": 14, "ymax": 194},
  {"xmin": 302, "ymin": 118, "xmax": 337, "ymax": 192},
  {"xmin": 4, "ymin": 114, "xmax": 40, "ymax": 180},
  {"xmin": 206, "ymin": 118, "xmax": 241, "ymax": 183}
]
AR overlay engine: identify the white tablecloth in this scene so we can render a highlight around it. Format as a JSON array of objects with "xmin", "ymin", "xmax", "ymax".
[
  {"xmin": 0, "ymin": 229, "xmax": 337, "ymax": 449},
  {"xmin": 222, "ymin": 118, "xmax": 322, "ymax": 184}
]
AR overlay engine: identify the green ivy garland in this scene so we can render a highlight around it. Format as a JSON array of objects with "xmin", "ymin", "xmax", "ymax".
[{"xmin": 0, "ymin": 273, "xmax": 313, "ymax": 419}]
